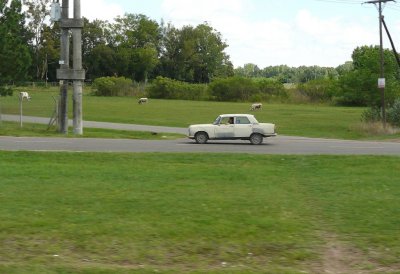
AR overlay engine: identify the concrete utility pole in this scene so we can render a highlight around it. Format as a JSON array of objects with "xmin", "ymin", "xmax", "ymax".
[
  {"xmin": 364, "ymin": 0, "xmax": 394, "ymax": 128},
  {"xmin": 56, "ymin": 0, "xmax": 85, "ymax": 135},
  {"xmin": 59, "ymin": 0, "xmax": 69, "ymax": 134},
  {"xmin": 72, "ymin": 0, "xmax": 83, "ymax": 135}
]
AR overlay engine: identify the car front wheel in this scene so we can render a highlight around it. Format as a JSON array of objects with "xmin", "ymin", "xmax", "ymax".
[
  {"xmin": 195, "ymin": 132, "xmax": 208, "ymax": 144},
  {"xmin": 249, "ymin": 133, "xmax": 263, "ymax": 145}
]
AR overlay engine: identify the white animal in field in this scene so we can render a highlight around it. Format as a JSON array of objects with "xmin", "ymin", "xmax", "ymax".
[
  {"xmin": 138, "ymin": 97, "xmax": 148, "ymax": 104},
  {"xmin": 250, "ymin": 103, "xmax": 262, "ymax": 111},
  {"xmin": 20, "ymin": 91, "xmax": 31, "ymax": 101}
]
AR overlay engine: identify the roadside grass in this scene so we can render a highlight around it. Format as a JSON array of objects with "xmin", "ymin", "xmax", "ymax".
[
  {"xmin": 1, "ymin": 152, "xmax": 399, "ymax": 273},
  {"xmin": 0, "ymin": 121, "xmax": 183, "ymax": 140},
  {"xmin": 0, "ymin": 87, "xmax": 372, "ymax": 140}
]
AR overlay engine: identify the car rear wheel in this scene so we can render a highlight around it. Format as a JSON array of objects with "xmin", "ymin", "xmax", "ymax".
[
  {"xmin": 195, "ymin": 132, "xmax": 208, "ymax": 144},
  {"xmin": 250, "ymin": 133, "xmax": 263, "ymax": 145}
]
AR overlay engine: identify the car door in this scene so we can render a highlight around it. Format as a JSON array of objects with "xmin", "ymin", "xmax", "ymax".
[
  {"xmin": 214, "ymin": 116, "xmax": 235, "ymax": 138},
  {"xmin": 234, "ymin": 116, "xmax": 253, "ymax": 137}
]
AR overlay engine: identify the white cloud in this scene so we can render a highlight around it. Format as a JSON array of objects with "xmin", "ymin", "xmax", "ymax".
[
  {"xmin": 291, "ymin": 9, "xmax": 377, "ymax": 67},
  {"xmin": 80, "ymin": 0, "xmax": 123, "ymax": 21},
  {"xmin": 161, "ymin": 0, "xmax": 296, "ymax": 67},
  {"xmin": 160, "ymin": 1, "xmax": 385, "ymax": 67},
  {"xmin": 161, "ymin": 0, "xmax": 249, "ymax": 26}
]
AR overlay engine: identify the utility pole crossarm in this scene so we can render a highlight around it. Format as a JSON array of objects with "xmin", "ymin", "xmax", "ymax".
[{"xmin": 363, "ymin": 0, "xmax": 395, "ymax": 3}]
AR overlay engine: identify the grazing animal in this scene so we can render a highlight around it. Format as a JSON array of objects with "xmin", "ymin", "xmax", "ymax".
[
  {"xmin": 20, "ymin": 91, "xmax": 31, "ymax": 101},
  {"xmin": 138, "ymin": 97, "xmax": 148, "ymax": 104},
  {"xmin": 250, "ymin": 103, "xmax": 262, "ymax": 111}
]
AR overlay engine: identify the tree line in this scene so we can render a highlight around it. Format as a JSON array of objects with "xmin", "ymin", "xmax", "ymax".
[
  {"xmin": 0, "ymin": 0, "xmax": 233, "ymax": 87},
  {"xmin": 1, "ymin": 0, "xmax": 399, "ymax": 111}
]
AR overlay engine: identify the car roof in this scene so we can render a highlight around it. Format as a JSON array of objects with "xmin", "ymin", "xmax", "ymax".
[{"xmin": 219, "ymin": 114, "xmax": 255, "ymax": 118}]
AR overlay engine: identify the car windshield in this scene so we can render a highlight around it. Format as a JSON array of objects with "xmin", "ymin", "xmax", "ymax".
[{"xmin": 213, "ymin": 116, "xmax": 221, "ymax": 125}]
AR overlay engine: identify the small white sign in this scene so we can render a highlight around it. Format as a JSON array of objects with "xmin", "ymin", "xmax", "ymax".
[
  {"xmin": 378, "ymin": 78, "xmax": 386, "ymax": 88},
  {"xmin": 50, "ymin": 3, "xmax": 61, "ymax": 22},
  {"xmin": 59, "ymin": 60, "xmax": 65, "ymax": 65}
]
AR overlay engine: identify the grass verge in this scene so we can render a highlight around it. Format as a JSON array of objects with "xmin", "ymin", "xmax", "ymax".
[
  {"xmin": 0, "ymin": 121, "xmax": 183, "ymax": 140},
  {"xmin": 1, "ymin": 152, "xmax": 399, "ymax": 273}
]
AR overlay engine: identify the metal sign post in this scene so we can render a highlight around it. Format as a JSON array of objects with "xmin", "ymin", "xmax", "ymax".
[
  {"xmin": 0, "ymin": 95, "xmax": 2, "ymax": 126},
  {"xmin": 19, "ymin": 94, "xmax": 23, "ymax": 128}
]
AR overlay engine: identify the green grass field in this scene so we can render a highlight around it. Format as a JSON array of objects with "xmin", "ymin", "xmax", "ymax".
[
  {"xmin": 1, "ymin": 86, "xmax": 389, "ymax": 140},
  {"xmin": 1, "ymin": 152, "xmax": 399, "ymax": 273}
]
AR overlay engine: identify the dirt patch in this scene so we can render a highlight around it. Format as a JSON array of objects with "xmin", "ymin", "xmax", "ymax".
[
  {"xmin": 321, "ymin": 236, "xmax": 368, "ymax": 274},
  {"xmin": 311, "ymin": 233, "xmax": 398, "ymax": 274}
]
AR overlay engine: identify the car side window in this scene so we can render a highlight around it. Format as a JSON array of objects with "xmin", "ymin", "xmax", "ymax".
[
  {"xmin": 236, "ymin": 117, "xmax": 251, "ymax": 124},
  {"xmin": 220, "ymin": 117, "xmax": 234, "ymax": 124}
]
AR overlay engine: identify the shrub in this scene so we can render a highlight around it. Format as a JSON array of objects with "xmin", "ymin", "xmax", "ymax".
[
  {"xmin": 209, "ymin": 77, "xmax": 287, "ymax": 102},
  {"xmin": 297, "ymin": 78, "xmax": 336, "ymax": 103},
  {"xmin": 209, "ymin": 77, "xmax": 258, "ymax": 101},
  {"xmin": 254, "ymin": 78, "xmax": 287, "ymax": 101},
  {"xmin": 387, "ymin": 99, "xmax": 400, "ymax": 127},
  {"xmin": 92, "ymin": 77, "xmax": 135, "ymax": 96},
  {"xmin": 361, "ymin": 107, "xmax": 382, "ymax": 123},
  {"xmin": 361, "ymin": 99, "xmax": 400, "ymax": 128},
  {"xmin": 0, "ymin": 86, "xmax": 13, "ymax": 97},
  {"xmin": 147, "ymin": 77, "xmax": 208, "ymax": 100}
]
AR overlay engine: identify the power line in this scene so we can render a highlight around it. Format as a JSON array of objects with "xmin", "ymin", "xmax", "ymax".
[
  {"xmin": 386, "ymin": 3, "xmax": 400, "ymax": 12},
  {"xmin": 313, "ymin": 0, "xmax": 364, "ymax": 4}
]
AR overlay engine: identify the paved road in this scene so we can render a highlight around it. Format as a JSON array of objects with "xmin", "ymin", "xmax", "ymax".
[{"xmin": 1, "ymin": 115, "xmax": 400, "ymax": 155}]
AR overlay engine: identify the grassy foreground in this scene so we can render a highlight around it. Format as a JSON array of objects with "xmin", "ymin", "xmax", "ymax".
[
  {"xmin": 0, "ymin": 87, "xmax": 375, "ymax": 140},
  {"xmin": 1, "ymin": 152, "xmax": 399, "ymax": 273}
]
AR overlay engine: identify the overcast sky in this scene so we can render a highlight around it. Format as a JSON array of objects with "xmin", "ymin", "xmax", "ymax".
[{"xmin": 79, "ymin": 0, "xmax": 400, "ymax": 68}]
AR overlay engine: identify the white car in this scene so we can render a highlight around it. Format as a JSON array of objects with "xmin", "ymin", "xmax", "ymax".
[{"xmin": 188, "ymin": 114, "xmax": 277, "ymax": 145}]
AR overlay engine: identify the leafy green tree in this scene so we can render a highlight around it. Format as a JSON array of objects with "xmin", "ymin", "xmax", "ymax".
[
  {"xmin": 132, "ymin": 45, "xmax": 159, "ymax": 82},
  {"xmin": 235, "ymin": 63, "xmax": 261, "ymax": 78},
  {"xmin": 82, "ymin": 18, "xmax": 111, "ymax": 80},
  {"xmin": 86, "ymin": 45, "xmax": 117, "ymax": 79},
  {"xmin": 158, "ymin": 23, "xmax": 188, "ymax": 81},
  {"xmin": 336, "ymin": 61, "xmax": 353, "ymax": 76},
  {"xmin": 24, "ymin": 0, "xmax": 51, "ymax": 81},
  {"xmin": 0, "ymin": 0, "xmax": 31, "ymax": 93},
  {"xmin": 337, "ymin": 46, "xmax": 400, "ymax": 106},
  {"xmin": 260, "ymin": 65, "xmax": 296, "ymax": 83},
  {"xmin": 236, "ymin": 65, "xmax": 338, "ymax": 84},
  {"xmin": 293, "ymin": 66, "xmax": 337, "ymax": 83},
  {"xmin": 39, "ymin": 24, "xmax": 60, "ymax": 82},
  {"xmin": 190, "ymin": 24, "xmax": 232, "ymax": 83},
  {"xmin": 109, "ymin": 14, "xmax": 161, "ymax": 82},
  {"xmin": 111, "ymin": 14, "xmax": 160, "ymax": 49},
  {"xmin": 159, "ymin": 23, "xmax": 233, "ymax": 83}
]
